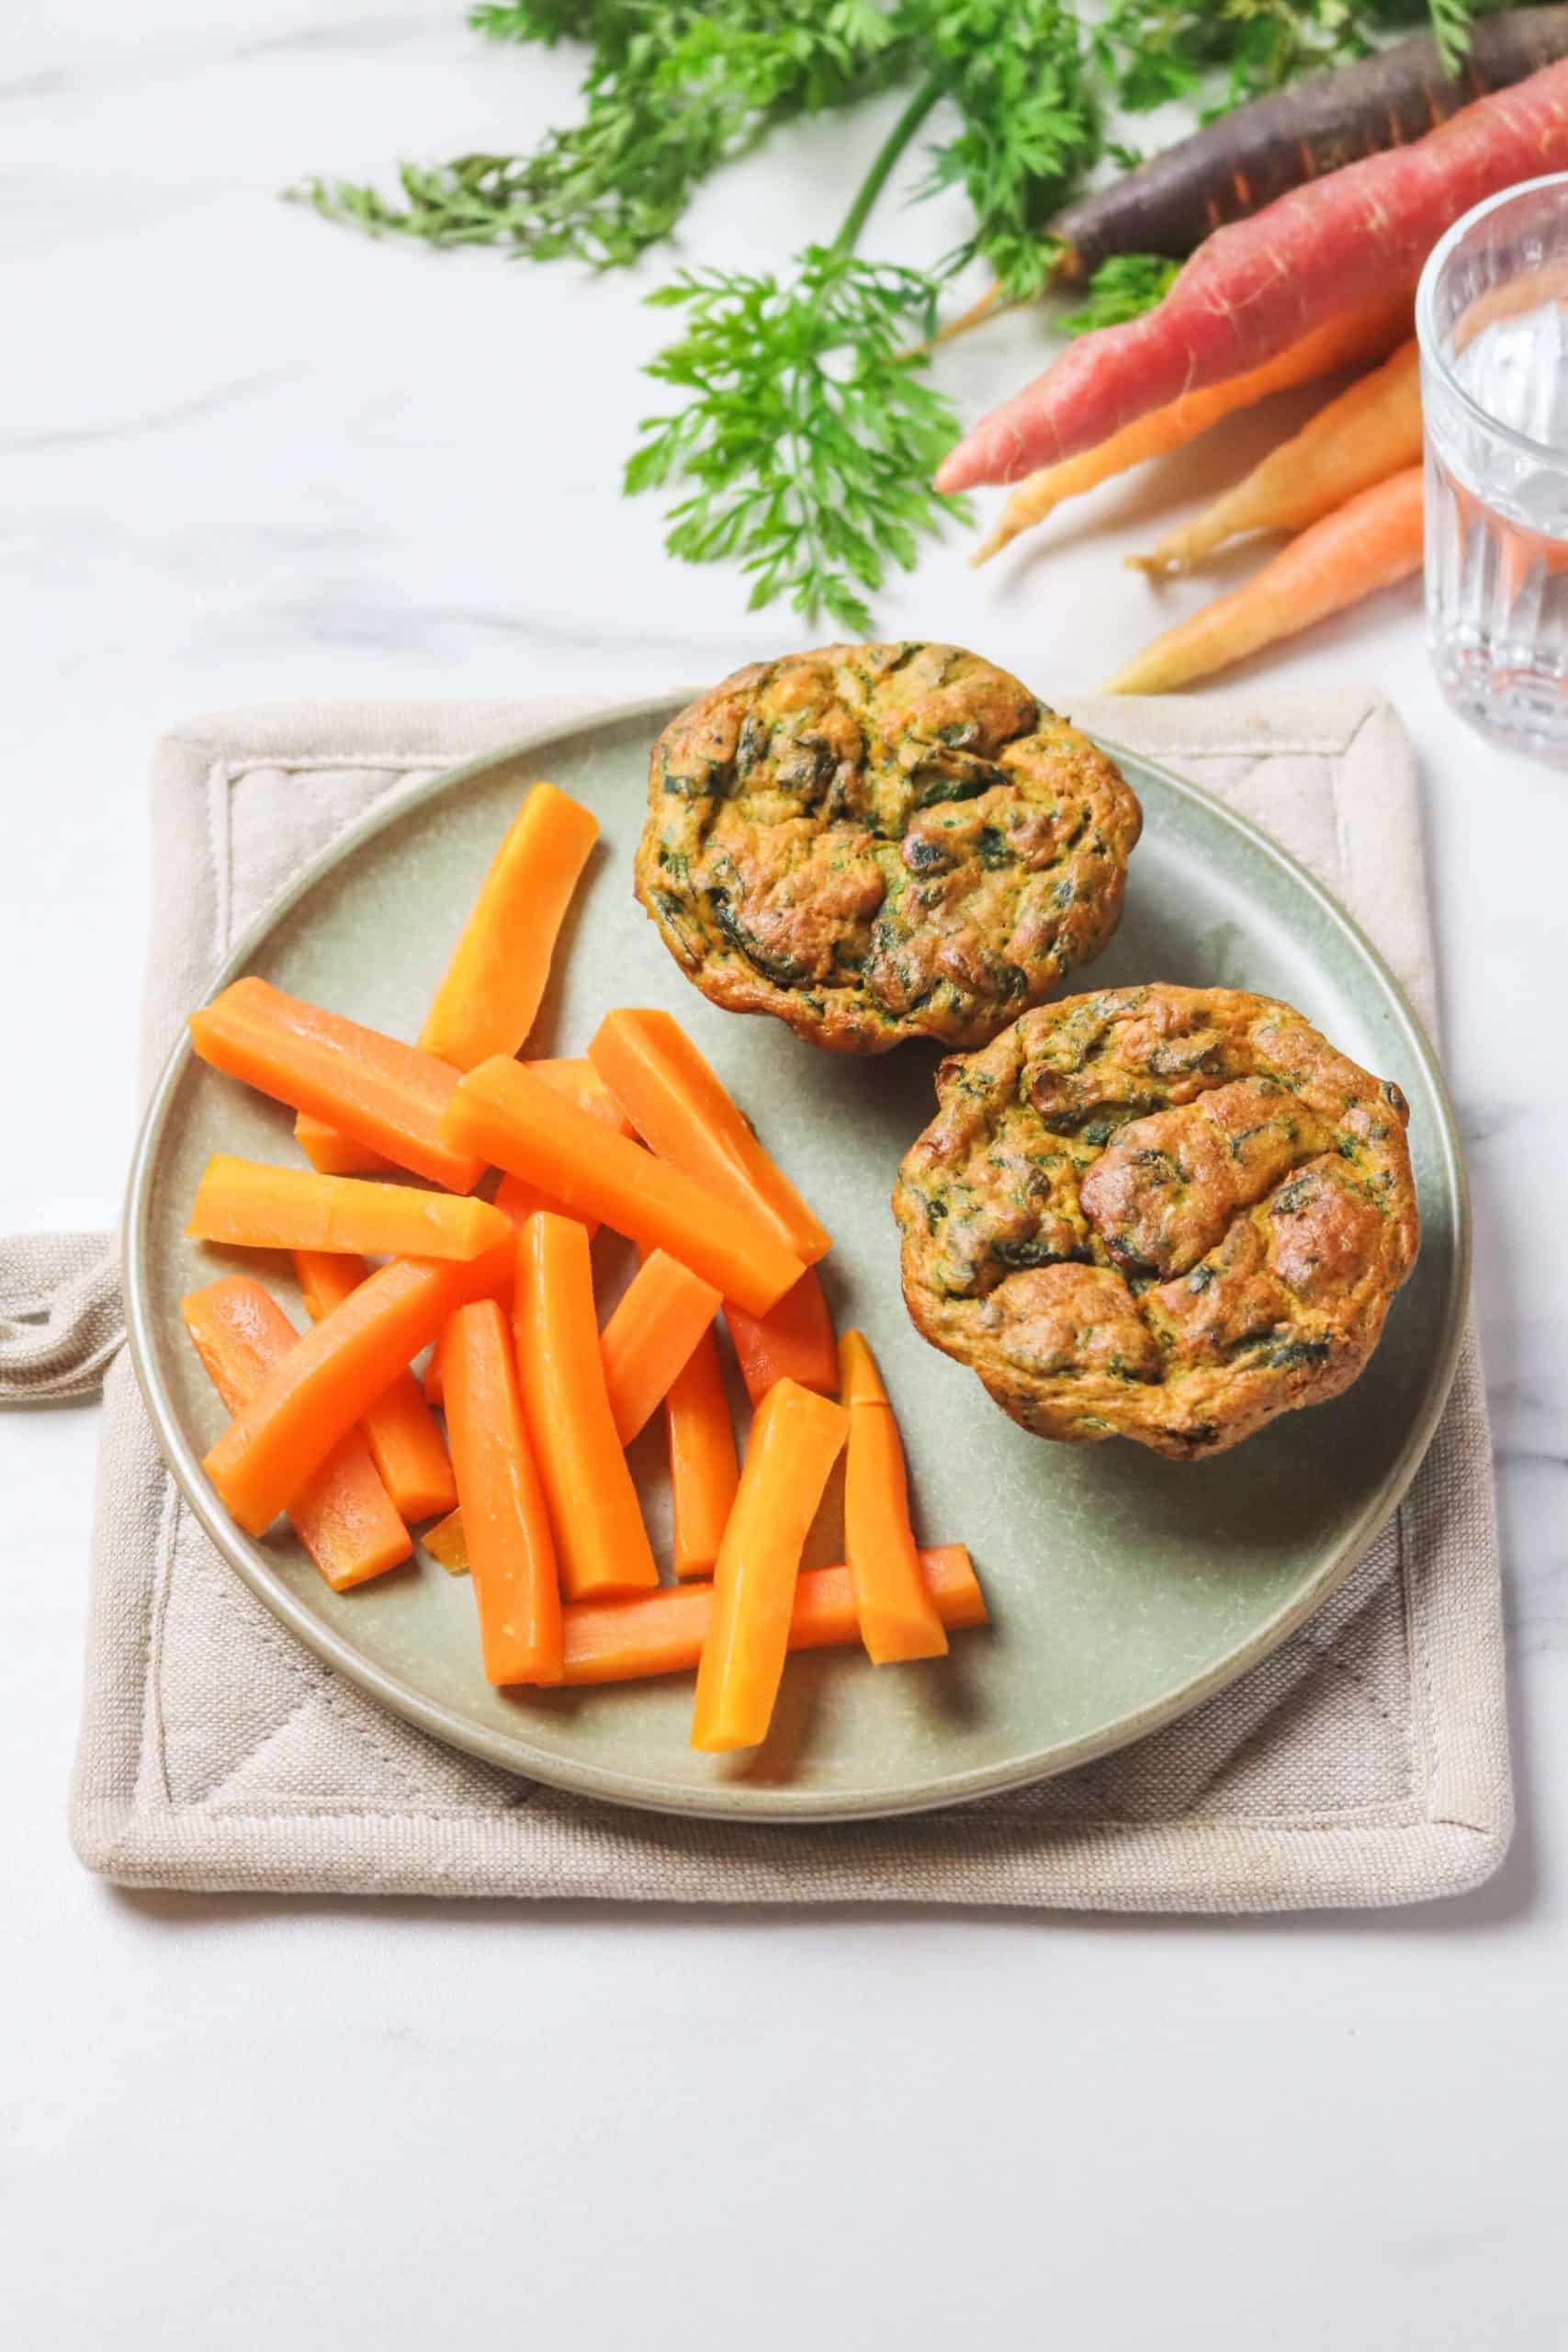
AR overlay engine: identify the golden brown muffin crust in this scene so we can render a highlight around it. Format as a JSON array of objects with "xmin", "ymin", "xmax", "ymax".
[
  {"xmin": 634, "ymin": 642, "xmax": 1142, "ymax": 1054},
  {"xmin": 894, "ymin": 984, "xmax": 1421, "ymax": 1460}
]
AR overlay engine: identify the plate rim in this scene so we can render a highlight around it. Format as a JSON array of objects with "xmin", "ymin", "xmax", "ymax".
[{"xmin": 121, "ymin": 693, "xmax": 1472, "ymax": 1825}]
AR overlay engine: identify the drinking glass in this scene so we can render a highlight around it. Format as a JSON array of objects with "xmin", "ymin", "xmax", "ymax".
[{"xmin": 1419, "ymin": 172, "xmax": 1568, "ymax": 763}]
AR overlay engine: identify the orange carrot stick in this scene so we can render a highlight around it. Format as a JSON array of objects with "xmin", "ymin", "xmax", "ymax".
[
  {"xmin": 418, "ymin": 783, "xmax": 599, "ymax": 1071},
  {"xmin": 1104, "ymin": 466, "xmax": 1425, "ymax": 694},
  {"xmin": 665, "ymin": 1329, "xmax": 740, "ymax": 1582},
  {"xmin": 513, "ymin": 1213, "xmax": 659, "ymax": 1599},
  {"xmin": 189, "ymin": 977, "xmax": 483, "ymax": 1193},
  {"xmin": 423, "ymin": 1507, "xmax": 468, "ymax": 1573},
  {"xmin": 839, "ymin": 1329, "xmax": 948, "ymax": 1664},
  {"xmin": 600, "ymin": 1250, "xmax": 722, "ymax": 1445},
  {"xmin": 567, "ymin": 1545, "xmax": 983, "ymax": 1685},
  {"xmin": 691, "ymin": 1379, "xmax": 850, "ymax": 1752},
  {"xmin": 725, "ymin": 1267, "xmax": 837, "ymax": 1408},
  {"xmin": 445, "ymin": 1057, "xmax": 806, "ymax": 1316},
  {"xmin": 188, "ymin": 1157, "xmax": 511, "ymax": 1262},
  {"xmin": 181, "ymin": 1276, "xmax": 412, "ymax": 1589},
  {"xmin": 294, "ymin": 1113, "xmax": 396, "ymax": 1176},
  {"xmin": 202, "ymin": 1235, "xmax": 513, "ymax": 1536},
  {"xmin": 484, "ymin": 1061, "xmax": 635, "ymax": 1238},
  {"xmin": 440, "ymin": 1300, "xmax": 562, "ymax": 1685},
  {"xmin": 589, "ymin": 1008, "xmax": 830, "ymax": 1265},
  {"xmin": 970, "ymin": 300, "xmax": 1409, "ymax": 564},
  {"xmin": 293, "ymin": 1250, "xmax": 457, "ymax": 1522}
]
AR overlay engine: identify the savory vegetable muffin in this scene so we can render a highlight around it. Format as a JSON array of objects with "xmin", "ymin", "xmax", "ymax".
[
  {"xmin": 894, "ymin": 985, "xmax": 1420, "ymax": 1460},
  {"xmin": 634, "ymin": 642, "xmax": 1142, "ymax": 1054}
]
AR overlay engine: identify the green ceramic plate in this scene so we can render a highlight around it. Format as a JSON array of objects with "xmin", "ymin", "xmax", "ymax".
[{"xmin": 123, "ymin": 696, "xmax": 1469, "ymax": 1823}]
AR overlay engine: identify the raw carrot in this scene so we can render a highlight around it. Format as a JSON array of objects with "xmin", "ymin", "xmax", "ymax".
[
  {"xmin": 725, "ymin": 1267, "xmax": 837, "ymax": 1408},
  {"xmin": 181, "ymin": 1276, "xmax": 412, "ymax": 1589},
  {"xmin": 201, "ymin": 1235, "xmax": 513, "ymax": 1537},
  {"xmin": 293, "ymin": 1250, "xmax": 457, "ymax": 1522},
  {"xmin": 938, "ymin": 59, "xmax": 1568, "ymax": 490},
  {"xmin": 187, "ymin": 1156, "xmax": 511, "ymax": 1262},
  {"xmin": 589, "ymin": 1008, "xmax": 830, "ymax": 1265},
  {"xmin": 839, "ymin": 1329, "xmax": 947, "ymax": 1665},
  {"xmin": 1103, "ymin": 466, "xmax": 1424, "ymax": 695},
  {"xmin": 665, "ymin": 1329, "xmax": 739, "ymax": 1582},
  {"xmin": 423, "ymin": 1506, "xmax": 468, "ymax": 1574},
  {"xmin": 513, "ymin": 1213, "xmax": 659, "ymax": 1599},
  {"xmin": 971, "ymin": 302, "xmax": 1408, "ymax": 565},
  {"xmin": 565, "ymin": 1546, "xmax": 983, "ymax": 1686},
  {"xmin": 1130, "ymin": 339, "xmax": 1423, "ymax": 575},
  {"xmin": 600, "ymin": 1250, "xmax": 721, "ymax": 1447},
  {"xmin": 445, "ymin": 1057, "xmax": 806, "ymax": 1317},
  {"xmin": 294, "ymin": 1113, "xmax": 396, "ymax": 1176},
  {"xmin": 189, "ymin": 977, "xmax": 483, "ymax": 1193},
  {"xmin": 441, "ymin": 1300, "xmax": 562, "ymax": 1685},
  {"xmin": 691, "ymin": 1379, "xmax": 850, "ymax": 1753},
  {"xmin": 419, "ymin": 783, "xmax": 599, "ymax": 1071}
]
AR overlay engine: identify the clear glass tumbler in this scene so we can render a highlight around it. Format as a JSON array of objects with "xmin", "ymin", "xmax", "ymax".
[{"xmin": 1420, "ymin": 172, "xmax": 1568, "ymax": 762}]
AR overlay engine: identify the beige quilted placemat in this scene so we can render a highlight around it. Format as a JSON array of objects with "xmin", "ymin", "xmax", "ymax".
[{"xmin": 24, "ymin": 690, "xmax": 1509, "ymax": 1907}]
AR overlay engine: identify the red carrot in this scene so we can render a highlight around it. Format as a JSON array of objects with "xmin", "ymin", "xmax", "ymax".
[{"xmin": 937, "ymin": 57, "xmax": 1568, "ymax": 491}]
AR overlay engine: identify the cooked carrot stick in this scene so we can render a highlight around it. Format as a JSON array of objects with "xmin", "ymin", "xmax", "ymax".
[
  {"xmin": 445, "ymin": 1057, "xmax": 806, "ymax": 1317},
  {"xmin": 187, "ymin": 1157, "xmax": 511, "ymax": 1261},
  {"xmin": 293, "ymin": 1250, "xmax": 457, "ymax": 1522},
  {"xmin": 418, "ymin": 783, "xmax": 598, "ymax": 1071},
  {"xmin": 1131, "ymin": 340, "xmax": 1423, "ymax": 576},
  {"xmin": 202, "ymin": 1235, "xmax": 513, "ymax": 1536},
  {"xmin": 940, "ymin": 61, "xmax": 1568, "ymax": 490},
  {"xmin": 483, "ymin": 1061, "xmax": 635, "ymax": 1238},
  {"xmin": 181, "ymin": 1276, "xmax": 412, "ymax": 1589},
  {"xmin": 440, "ymin": 1300, "xmax": 562, "ymax": 1685},
  {"xmin": 567, "ymin": 1545, "xmax": 983, "ymax": 1686},
  {"xmin": 1104, "ymin": 466, "xmax": 1425, "ymax": 695},
  {"xmin": 839, "ymin": 1329, "xmax": 948, "ymax": 1665},
  {"xmin": 600, "ymin": 1250, "xmax": 721, "ymax": 1446},
  {"xmin": 589, "ymin": 1008, "xmax": 830, "ymax": 1265},
  {"xmin": 665, "ymin": 1329, "xmax": 740, "ymax": 1582},
  {"xmin": 691, "ymin": 1379, "xmax": 850, "ymax": 1753},
  {"xmin": 724, "ymin": 1266, "xmax": 837, "ymax": 1408},
  {"xmin": 513, "ymin": 1213, "xmax": 659, "ymax": 1599},
  {"xmin": 423, "ymin": 1506, "xmax": 469, "ymax": 1574},
  {"xmin": 294, "ymin": 1112, "xmax": 396, "ymax": 1176},
  {"xmin": 189, "ymin": 977, "xmax": 483, "ymax": 1193},
  {"xmin": 970, "ymin": 302, "xmax": 1408, "ymax": 565}
]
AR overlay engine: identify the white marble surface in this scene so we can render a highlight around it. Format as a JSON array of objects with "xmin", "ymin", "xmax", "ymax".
[{"xmin": 3, "ymin": 6, "xmax": 1564, "ymax": 2346}]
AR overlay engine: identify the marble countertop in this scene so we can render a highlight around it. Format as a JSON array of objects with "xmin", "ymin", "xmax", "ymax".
[{"xmin": 4, "ymin": 7, "xmax": 1563, "ymax": 2346}]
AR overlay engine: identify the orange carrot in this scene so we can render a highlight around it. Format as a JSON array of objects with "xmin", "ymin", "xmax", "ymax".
[
  {"xmin": 691, "ymin": 1379, "xmax": 850, "ymax": 1752},
  {"xmin": 294, "ymin": 1113, "xmax": 396, "ymax": 1176},
  {"xmin": 189, "ymin": 977, "xmax": 483, "ymax": 1193},
  {"xmin": 181, "ymin": 1276, "xmax": 412, "ymax": 1589},
  {"xmin": 187, "ymin": 1156, "xmax": 511, "ymax": 1262},
  {"xmin": 423, "ymin": 1506, "xmax": 469, "ymax": 1574},
  {"xmin": 600, "ymin": 1250, "xmax": 722, "ymax": 1446},
  {"xmin": 483, "ymin": 1060, "xmax": 636, "ymax": 1238},
  {"xmin": 664, "ymin": 1329, "xmax": 740, "ymax": 1582},
  {"xmin": 513, "ymin": 1213, "xmax": 659, "ymax": 1599},
  {"xmin": 293, "ymin": 1250, "xmax": 457, "ymax": 1522},
  {"xmin": 1104, "ymin": 466, "xmax": 1425, "ymax": 695},
  {"xmin": 724, "ymin": 1267, "xmax": 837, "ymax": 1408},
  {"xmin": 1131, "ymin": 339, "xmax": 1423, "ymax": 576},
  {"xmin": 566, "ymin": 1545, "xmax": 983, "ymax": 1685},
  {"xmin": 202, "ymin": 1236, "xmax": 513, "ymax": 1536},
  {"xmin": 445, "ymin": 1057, "xmax": 806, "ymax": 1317},
  {"xmin": 440, "ymin": 1300, "xmax": 562, "ymax": 1685},
  {"xmin": 838, "ymin": 1329, "xmax": 948, "ymax": 1665},
  {"xmin": 418, "ymin": 783, "xmax": 598, "ymax": 1071},
  {"xmin": 589, "ymin": 1008, "xmax": 830, "ymax": 1265},
  {"xmin": 971, "ymin": 301, "xmax": 1408, "ymax": 564}
]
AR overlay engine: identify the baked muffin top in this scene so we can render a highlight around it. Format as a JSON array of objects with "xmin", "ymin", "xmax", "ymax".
[
  {"xmin": 895, "ymin": 984, "xmax": 1421, "ymax": 1460},
  {"xmin": 634, "ymin": 642, "xmax": 1142, "ymax": 1054}
]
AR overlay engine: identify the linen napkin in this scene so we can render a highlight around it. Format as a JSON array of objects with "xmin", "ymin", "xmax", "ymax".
[{"xmin": 11, "ymin": 689, "xmax": 1509, "ymax": 1908}]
